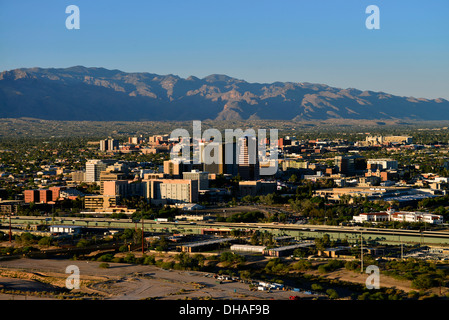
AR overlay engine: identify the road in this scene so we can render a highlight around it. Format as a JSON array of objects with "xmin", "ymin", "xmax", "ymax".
[{"xmin": 3, "ymin": 214, "xmax": 449, "ymax": 245}]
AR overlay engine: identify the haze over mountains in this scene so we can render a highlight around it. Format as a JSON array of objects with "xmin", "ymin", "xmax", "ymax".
[{"xmin": 0, "ymin": 66, "xmax": 447, "ymax": 121}]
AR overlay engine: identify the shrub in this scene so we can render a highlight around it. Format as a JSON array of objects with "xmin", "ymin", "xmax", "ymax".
[
  {"xmin": 38, "ymin": 236, "xmax": 52, "ymax": 247},
  {"xmin": 412, "ymin": 274, "xmax": 437, "ymax": 290},
  {"xmin": 326, "ymin": 288, "xmax": 339, "ymax": 299},
  {"xmin": 123, "ymin": 253, "xmax": 136, "ymax": 264},
  {"xmin": 76, "ymin": 239, "xmax": 90, "ymax": 248},
  {"xmin": 97, "ymin": 254, "xmax": 114, "ymax": 262},
  {"xmin": 143, "ymin": 255, "xmax": 156, "ymax": 265},
  {"xmin": 99, "ymin": 262, "xmax": 109, "ymax": 269},
  {"xmin": 292, "ymin": 259, "xmax": 313, "ymax": 271},
  {"xmin": 311, "ymin": 283, "xmax": 323, "ymax": 291}
]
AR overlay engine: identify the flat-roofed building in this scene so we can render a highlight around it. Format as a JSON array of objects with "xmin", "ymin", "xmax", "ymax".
[
  {"xmin": 367, "ymin": 159, "xmax": 398, "ymax": 171},
  {"xmin": 230, "ymin": 244, "xmax": 266, "ymax": 253},
  {"xmin": 238, "ymin": 180, "xmax": 276, "ymax": 197},
  {"xmin": 264, "ymin": 242, "xmax": 314, "ymax": 257},
  {"xmin": 180, "ymin": 238, "xmax": 231, "ymax": 253},
  {"xmin": 0, "ymin": 200, "xmax": 22, "ymax": 215},
  {"xmin": 390, "ymin": 211, "xmax": 443, "ymax": 224},
  {"xmin": 100, "ymin": 139, "xmax": 119, "ymax": 152},
  {"xmin": 84, "ymin": 195, "xmax": 118, "ymax": 210},
  {"xmin": 71, "ymin": 170, "xmax": 86, "ymax": 182},
  {"xmin": 103, "ymin": 180, "xmax": 145, "ymax": 198},
  {"xmin": 49, "ymin": 225, "xmax": 83, "ymax": 235},
  {"xmin": 24, "ymin": 190, "xmax": 39, "ymax": 203},
  {"xmin": 100, "ymin": 171, "xmax": 127, "ymax": 194},
  {"xmin": 174, "ymin": 214, "xmax": 215, "ymax": 221},
  {"xmin": 145, "ymin": 179, "xmax": 199, "ymax": 205},
  {"xmin": 85, "ymin": 160, "xmax": 108, "ymax": 183},
  {"xmin": 353, "ymin": 208, "xmax": 443, "ymax": 225},
  {"xmin": 353, "ymin": 212, "xmax": 390, "ymax": 223},
  {"xmin": 183, "ymin": 169, "xmax": 209, "ymax": 190}
]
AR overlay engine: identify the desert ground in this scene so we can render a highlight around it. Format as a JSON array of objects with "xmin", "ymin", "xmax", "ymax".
[{"xmin": 0, "ymin": 257, "xmax": 310, "ymax": 300}]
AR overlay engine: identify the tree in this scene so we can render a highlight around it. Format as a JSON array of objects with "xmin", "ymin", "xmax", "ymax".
[
  {"xmin": 76, "ymin": 238, "xmax": 89, "ymax": 248},
  {"xmin": 412, "ymin": 274, "xmax": 437, "ymax": 290},
  {"xmin": 38, "ymin": 236, "xmax": 52, "ymax": 247}
]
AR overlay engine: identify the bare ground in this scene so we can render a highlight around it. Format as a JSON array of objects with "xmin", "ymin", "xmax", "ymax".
[{"xmin": 0, "ymin": 257, "xmax": 306, "ymax": 300}]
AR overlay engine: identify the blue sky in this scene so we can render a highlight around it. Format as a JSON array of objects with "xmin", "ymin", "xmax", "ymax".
[{"xmin": 0, "ymin": 0, "xmax": 448, "ymax": 99}]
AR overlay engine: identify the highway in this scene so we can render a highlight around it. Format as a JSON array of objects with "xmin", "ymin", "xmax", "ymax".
[{"xmin": 2, "ymin": 215, "xmax": 449, "ymax": 245}]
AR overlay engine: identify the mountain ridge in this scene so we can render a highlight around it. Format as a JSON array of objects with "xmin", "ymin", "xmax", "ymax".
[{"xmin": 0, "ymin": 66, "xmax": 447, "ymax": 121}]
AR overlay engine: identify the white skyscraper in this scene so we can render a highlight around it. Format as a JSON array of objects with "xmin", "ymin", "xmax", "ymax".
[{"xmin": 85, "ymin": 159, "xmax": 108, "ymax": 182}]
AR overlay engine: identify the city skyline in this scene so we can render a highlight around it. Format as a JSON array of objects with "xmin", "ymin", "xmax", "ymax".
[{"xmin": 0, "ymin": 0, "xmax": 448, "ymax": 99}]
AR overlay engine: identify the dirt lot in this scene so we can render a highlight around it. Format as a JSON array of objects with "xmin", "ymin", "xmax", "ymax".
[{"xmin": 0, "ymin": 257, "xmax": 307, "ymax": 300}]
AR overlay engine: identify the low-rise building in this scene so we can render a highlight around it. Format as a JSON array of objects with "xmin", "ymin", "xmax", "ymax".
[
  {"xmin": 49, "ymin": 225, "xmax": 83, "ymax": 235},
  {"xmin": 353, "ymin": 208, "xmax": 443, "ymax": 225},
  {"xmin": 238, "ymin": 180, "xmax": 276, "ymax": 197},
  {"xmin": 353, "ymin": 212, "xmax": 390, "ymax": 223},
  {"xmin": 84, "ymin": 195, "xmax": 118, "ymax": 210},
  {"xmin": 230, "ymin": 244, "xmax": 266, "ymax": 253}
]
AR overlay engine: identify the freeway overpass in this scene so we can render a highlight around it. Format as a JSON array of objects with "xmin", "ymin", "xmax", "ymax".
[{"xmin": 2, "ymin": 216, "xmax": 449, "ymax": 246}]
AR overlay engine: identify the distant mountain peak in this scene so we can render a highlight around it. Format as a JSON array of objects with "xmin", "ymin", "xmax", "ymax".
[{"xmin": 0, "ymin": 66, "xmax": 447, "ymax": 121}]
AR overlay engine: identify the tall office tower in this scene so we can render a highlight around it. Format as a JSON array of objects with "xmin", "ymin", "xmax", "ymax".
[
  {"xmin": 100, "ymin": 139, "xmax": 119, "ymax": 152},
  {"xmin": 224, "ymin": 142, "xmax": 238, "ymax": 176},
  {"xmin": 100, "ymin": 140, "xmax": 107, "ymax": 151},
  {"xmin": 334, "ymin": 155, "xmax": 365, "ymax": 176},
  {"xmin": 85, "ymin": 160, "xmax": 108, "ymax": 182},
  {"xmin": 202, "ymin": 141, "xmax": 225, "ymax": 175},
  {"xmin": 237, "ymin": 135, "xmax": 259, "ymax": 180}
]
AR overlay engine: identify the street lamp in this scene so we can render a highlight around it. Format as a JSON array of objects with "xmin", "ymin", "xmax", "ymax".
[
  {"xmin": 9, "ymin": 213, "xmax": 12, "ymax": 243},
  {"xmin": 360, "ymin": 231, "xmax": 363, "ymax": 274}
]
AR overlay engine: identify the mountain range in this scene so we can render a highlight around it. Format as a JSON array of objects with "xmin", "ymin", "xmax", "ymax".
[{"xmin": 0, "ymin": 66, "xmax": 447, "ymax": 121}]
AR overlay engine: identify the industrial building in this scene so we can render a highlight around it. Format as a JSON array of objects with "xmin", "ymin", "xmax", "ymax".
[
  {"xmin": 180, "ymin": 238, "xmax": 231, "ymax": 252},
  {"xmin": 264, "ymin": 242, "xmax": 313, "ymax": 257}
]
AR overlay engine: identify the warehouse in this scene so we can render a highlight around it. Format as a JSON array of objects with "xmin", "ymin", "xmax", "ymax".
[
  {"xmin": 180, "ymin": 238, "xmax": 231, "ymax": 253},
  {"xmin": 264, "ymin": 242, "xmax": 313, "ymax": 257}
]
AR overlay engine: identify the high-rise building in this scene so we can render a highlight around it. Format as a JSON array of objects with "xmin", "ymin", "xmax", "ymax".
[
  {"xmin": 39, "ymin": 189, "xmax": 52, "ymax": 203},
  {"xmin": 237, "ymin": 135, "xmax": 259, "ymax": 180},
  {"xmin": 201, "ymin": 141, "xmax": 239, "ymax": 176},
  {"xmin": 24, "ymin": 190, "xmax": 39, "ymax": 203},
  {"xmin": 85, "ymin": 160, "xmax": 108, "ymax": 182},
  {"xmin": 100, "ymin": 139, "xmax": 119, "ymax": 152},
  {"xmin": 145, "ymin": 179, "xmax": 199, "ymax": 205}
]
